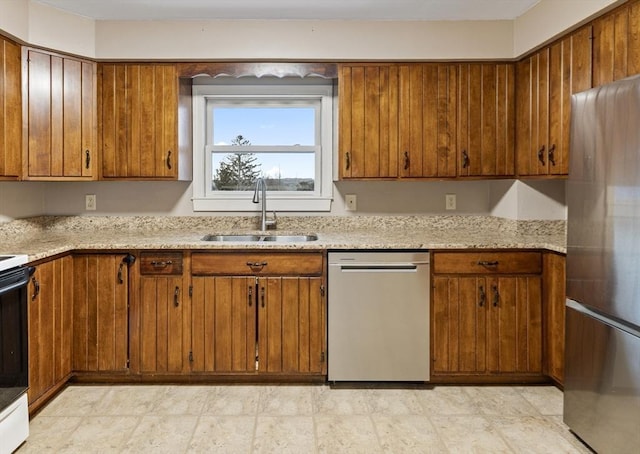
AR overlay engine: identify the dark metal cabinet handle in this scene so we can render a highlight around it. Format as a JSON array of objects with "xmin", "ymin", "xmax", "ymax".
[
  {"xmin": 538, "ymin": 145, "xmax": 546, "ymax": 165},
  {"xmin": 166, "ymin": 150, "xmax": 172, "ymax": 170},
  {"xmin": 462, "ymin": 149, "xmax": 470, "ymax": 169},
  {"xmin": 85, "ymin": 150, "xmax": 91, "ymax": 169},
  {"xmin": 548, "ymin": 144, "xmax": 556, "ymax": 166},
  {"xmin": 174, "ymin": 286, "xmax": 180, "ymax": 307},
  {"xmin": 118, "ymin": 254, "xmax": 135, "ymax": 283},
  {"xmin": 345, "ymin": 152, "xmax": 350, "ymax": 171},
  {"xmin": 477, "ymin": 260, "xmax": 499, "ymax": 267},
  {"xmin": 118, "ymin": 263, "xmax": 125, "ymax": 284},
  {"xmin": 404, "ymin": 151, "xmax": 410, "ymax": 170},
  {"xmin": 246, "ymin": 261, "xmax": 267, "ymax": 270},
  {"xmin": 479, "ymin": 285, "xmax": 486, "ymax": 307},
  {"xmin": 31, "ymin": 276, "xmax": 40, "ymax": 301},
  {"xmin": 150, "ymin": 260, "xmax": 172, "ymax": 268},
  {"xmin": 492, "ymin": 285, "xmax": 500, "ymax": 307},
  {"xmin": 261, "ymin": 286, "xmax": 266, "ymax": 308},
  {"xmin": 248, "ymin": 285, "xmax": 253, "ymax": 307}
]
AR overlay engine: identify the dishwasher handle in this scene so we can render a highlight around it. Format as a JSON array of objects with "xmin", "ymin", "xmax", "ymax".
[{"xmin": 338, "ymin": 264, "xmax": 421, "ymax": 272}]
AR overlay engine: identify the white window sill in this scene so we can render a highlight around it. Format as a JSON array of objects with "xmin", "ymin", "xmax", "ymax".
[{"xmin": 192, "ymin": 197, "xmax": 332, "ymax": 212}]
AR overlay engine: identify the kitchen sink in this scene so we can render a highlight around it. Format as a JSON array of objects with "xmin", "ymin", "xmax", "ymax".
[{"xmin": 202, "ymin": 233, "xmax": 318, "ymax": 243}]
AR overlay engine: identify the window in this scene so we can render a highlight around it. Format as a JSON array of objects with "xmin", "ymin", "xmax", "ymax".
[{"xmin": 192, "ymin": 79, "xmax": 334, "ymax": 211}]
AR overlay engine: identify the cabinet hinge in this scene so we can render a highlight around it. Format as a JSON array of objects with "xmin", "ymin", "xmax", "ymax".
[
  {"xmin": 188, "ymin": 351, "xmax": 193, "ymax": 362},
  {"xmin": 189, "ymin": 285, "xmax": 193, "ymax": 297},
  {"xmin": 320, "ymin": 285, "xmax": 325, "ymax": 296},
  {"xmin": 321, "ymin": 351, "xmax": 325, "ymax": 362}
]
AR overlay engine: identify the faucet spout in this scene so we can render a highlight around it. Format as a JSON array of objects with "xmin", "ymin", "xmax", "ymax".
[{"xmin": 252, "ymin": 178, "xmax": 276, "ymax": 231}]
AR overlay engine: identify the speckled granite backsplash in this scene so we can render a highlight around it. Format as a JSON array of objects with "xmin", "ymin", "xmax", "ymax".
[{"xmin": 0, "ymin": 215, "xmax": 565, "ymax": 237}]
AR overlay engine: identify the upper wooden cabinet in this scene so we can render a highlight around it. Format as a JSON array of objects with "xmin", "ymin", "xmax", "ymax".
[
  {"xmin": 99, "ymin": 63, "xmax": 191, "ymax": 180},
  {"xmin": 22, "ymin": 48, "xmax": 96, "ymax": 180},
  {"xmin": 399, "ymin": 64, "xmax": 457, "ymax": 178},
  {"xmin": 0, "ymin": 36, "xmax": 21, "ymax": 180},
  {"xmin": 516, "ymin": 26, "xmax": 592, "ymax": 177},
  {"xmin": 592, "ymin": 0, "xmax": 640, "ymax": 87},
  {"xmin": 339, "ymin": 63, "xmax": 458, "ymax": 179},
  {"xmin": 457, "ymin": 63, "xmax": 515, "ymax": 177},
  {"xmin": 339, "ymin": 64, "xmax": 399, "ymax": 178},
  {"xmin": 339, "ymin": 63, "xmax": 513, "ymax": 179}
]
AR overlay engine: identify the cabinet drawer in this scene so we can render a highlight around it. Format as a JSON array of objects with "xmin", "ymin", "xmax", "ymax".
[
  {"xmin": 432, "ymin": 251, "xmax": 542, "ymax": 274},
  {"xmin": 192, "ymin": 252, "xmax": 323, "ymax": 276},
  {"xmin": 140, "ymin": 252, "xmax": 183, "ymax": 275}
]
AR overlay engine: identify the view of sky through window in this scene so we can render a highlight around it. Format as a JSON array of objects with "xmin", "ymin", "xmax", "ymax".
[{"xmin": 212, "ymin": 106, "xmax": 316, "ymax": 181}]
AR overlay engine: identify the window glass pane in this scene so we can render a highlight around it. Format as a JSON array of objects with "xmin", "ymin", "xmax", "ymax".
[
  {"xmin": 212, "ymin": 152, "xmax": 315, "ymax": 192},
  {"xmin": 212, "ymin": 107, "xmax": 315, "ymax": 146}
]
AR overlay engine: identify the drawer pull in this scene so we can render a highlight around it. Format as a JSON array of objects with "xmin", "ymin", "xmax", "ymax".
[
  {"xmin": 246, "ymin": 261, "xmax": 267, "ymax": 269},
  {"xmin": 477, "ymin": 260, "xmax": 499, "ymax": 267},
  {"xmin": 150, "ymin": 260, "xmax": 173, "ymax": 268}
]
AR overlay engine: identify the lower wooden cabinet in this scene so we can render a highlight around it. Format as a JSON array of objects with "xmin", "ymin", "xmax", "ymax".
[
  {"xmin": 190, "ymin": 251, "xmax": 327, "ymax": 376},
  {"xmin": 137, "ymin": 252, "xmax": 190, "ymax": 374},
  {"xmin": 72, "ymin": 254, "xmax": 131, "ymax": 373},
  {"xmin": 431, "ymin": 251, "xmax": 543, "ymax": 380},
  {"xmin": 543, "ymin": 252, "xmax": 566, "ymax": 385},
  {"xmin": 28, "ymin": 256, "xmax": 73, "ymax": 407}
]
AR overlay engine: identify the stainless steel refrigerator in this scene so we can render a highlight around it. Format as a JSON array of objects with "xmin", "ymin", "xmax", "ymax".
[{"xmin": 565, "ymin": 75, "xmax": 640, "ymax": 453}]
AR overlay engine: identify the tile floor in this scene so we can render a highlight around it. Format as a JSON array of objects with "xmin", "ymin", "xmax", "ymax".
[{"xmin": 18, "ymin": 384, "xmax": 591, "ymax": 453}]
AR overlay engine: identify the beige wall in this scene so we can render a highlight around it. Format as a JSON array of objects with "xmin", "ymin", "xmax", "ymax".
[
  {"xmin": 0, "ymin": 0, "xmax": 621, "ymax": 60},
  {"xmin": 95, "ymin": 19, "xmax": 514, "ymax": 60},
  {"xmin": 514, "ymin": 0, "xmax": 623, "ymax": 56}
]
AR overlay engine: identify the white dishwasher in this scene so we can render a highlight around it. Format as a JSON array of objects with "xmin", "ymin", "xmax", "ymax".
[{"xmin": 328, "ymin": 251, "xmax": 430, "ymax": 382}]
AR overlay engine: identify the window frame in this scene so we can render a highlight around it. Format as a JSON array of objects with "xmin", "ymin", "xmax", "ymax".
[{"xmin": 192, "ymin": 80, "xmax": 334, "ymax": 212}]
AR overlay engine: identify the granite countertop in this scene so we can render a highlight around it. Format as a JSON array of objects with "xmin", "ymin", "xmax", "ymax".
[{"xmin": 0, "ymin": 215, "xmax": 566, "ymax": 263}]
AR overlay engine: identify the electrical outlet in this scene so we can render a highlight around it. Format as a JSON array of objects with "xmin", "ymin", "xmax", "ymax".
[
  {"xmin": 345, "ymin": 194, "xmax": 357, "ymax": 211},
  {"xmin": 445, "ymin": 194, "xmax": 456, "ymax": 210},
  {"xmin": 85, "ymin": 194, "xmax": 96, "ymax": 211}
]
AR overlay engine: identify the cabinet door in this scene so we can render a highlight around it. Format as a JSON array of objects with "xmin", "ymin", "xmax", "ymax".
[
  {"xmin": 543, "ymin": 253, "xmax": 566, "ymax": 384},
  {"xmin": 339, "ymin": 65, "xmax": 399, "ymax": 178},
  {"xmin": 100, "ymin": 63, "xmax": 178, "ymax": 179},
  {"xmin": 486, "ymin": 276, "xmax": 542, "ymax": 374},
  {"xmin": 190, "ymin": 276, "xmax": 256, "ymax": 373},
  {"xmin": 24, "ymin": 49, "xmax": 96, "ymax": 180},
  {"xmin": 399, "ymin": 64, "xmax": 457, "ymax": 178},
  {"xmin": 458, "ymin": 63, "xmax": 514, "ymax": 176},
  {"xmin": 72, "ymin": 254, "xmax": 129, "ymax": 372},
  {"xmin": 28, "ymin": 256, "xmax": 73, "ymax": 405},
  {"xmin": 0, "ymin": 36, "xmax": 21, "ymax": 179},
  {"xmin": 432, "ymin": 276, "xmax": 487, "ymax": 374},
  {"xmin": 257, "ymin": 277, "xmax": 325, "ymax": 374},
  {"xmin": 593, "ymin": 6, "xmax": 631, "ymax": 87},
  {"xmin": 139, "ymin": 275, "xmax": 188, "ymax": 373},
  {"xmin": 516, "ymin": 50, "xmax": 549, "ymax": 176}
]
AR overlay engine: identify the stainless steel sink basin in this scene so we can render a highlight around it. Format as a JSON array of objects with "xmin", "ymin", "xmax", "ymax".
[
  {"xmin": 202, "ymin": 234, "xmax": 263, "ymax": 242},
  {"xmin": 261, "ymin": 234, "xmax": 318, "ymax": 242},
  {"xmin": 202, "ymin": 233, "xmax": 318, "ymax": 243}
]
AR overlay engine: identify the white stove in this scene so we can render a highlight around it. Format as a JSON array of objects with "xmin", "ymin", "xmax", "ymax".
[
  {"xmin": 0, "ymin": 255, "xmax": 28, "ymax": 272},
  {"xmin": 0, "ymin": 254, "xmax": 31, "ymax": 454}
]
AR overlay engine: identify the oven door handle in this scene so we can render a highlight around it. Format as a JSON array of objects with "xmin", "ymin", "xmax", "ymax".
[{"xmin": 0, "ymin": 273, "xmax": 31, "ymax": 297}]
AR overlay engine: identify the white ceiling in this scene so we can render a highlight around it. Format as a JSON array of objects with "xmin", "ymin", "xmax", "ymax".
[{"xmin": 33, "ymin": 0, "xmax": 541, "ymax": 21}]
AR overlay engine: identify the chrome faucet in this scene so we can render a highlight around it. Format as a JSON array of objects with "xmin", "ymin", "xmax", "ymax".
[{"xmin": 252, "ymin": 177, "xmax": 277, "ymax": 231}]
